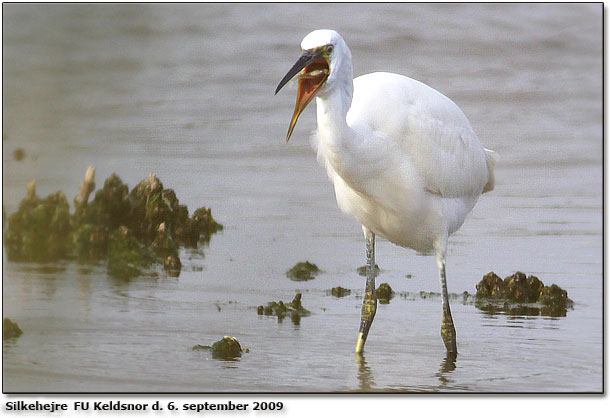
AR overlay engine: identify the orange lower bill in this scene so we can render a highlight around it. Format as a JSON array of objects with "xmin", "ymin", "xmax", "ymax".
[{"xmin": 286, "ymin": 57, "xmax": 329, "ymax": 142}]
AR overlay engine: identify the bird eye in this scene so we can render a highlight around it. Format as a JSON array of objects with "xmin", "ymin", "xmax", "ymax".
[{"xmin": 327, "ymin": 45, "xmax": 334, "ymax": 54}]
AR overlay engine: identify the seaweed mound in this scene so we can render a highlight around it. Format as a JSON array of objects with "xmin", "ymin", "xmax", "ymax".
[
  {"xmin": 106, "ymin": 226, "xmax": 158, "ymax": 279},
  {"xmin": 192, "ymin": 336, "xmax": 244, "ymax": 360},
  {"xmin": 475, "ymin": 272, "xmax": 505, "ymax": 298},
  {"xmin": 211, "ymin": 336, "xmax": 243, "ymax": 360},
  {"xmin": 3, "ymin": 318, "xmax": 23, "ymax": 340},
  {"xmin": 286, "ymin": 261, "xmax": 320, "ymax": 281},
  {"xmin": 475, "ymin": 271, "xmax": 573, "ymax": 316},
  {"xmin": 329, "ymin": 286, "xmax": 351, "ymax": 298},
  {"xmin": 4, "ymin": 181, "xmax": 71, "ymax": 262},
  {"xmin": 357, "ymin": 264, "xmax": 380, "ymax": 278},
  {"xmin": 257, "ymin": 293, "xmax": 311, "ymax": 325},
  {"xmin": 376, "ymin": 283, "xmax": 394, "ymax": 303},
  {"xmin": 13, "ymin": 148, "xmax": 26, "ymax": 161},
  {"xmin": 538, "ymin": 284, "xmax": 571, "ymax": 316},
  {"xmin": 4, "ymin": 168, "xmax": 222, "ymax": 278},
  {"xmin": 504, "ymin": 272, "xmax": 544, "ymax": 303}
]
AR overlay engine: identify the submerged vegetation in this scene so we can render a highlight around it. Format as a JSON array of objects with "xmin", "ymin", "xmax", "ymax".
[
  {"xmin": 257, "ymin": 293, "xmax": 311, "ymax": 325},
  {"xmin": 329, "ymin": 286, "xmax": 351, "ymax": 298},
  {"xmin": 321, "ymin": 273, "xmax": 571, "ymax": 317},
  {"xmin": 3, "ymin": 168, "xmax": 222, "ymax": 279},
  {"xmin": 475, "ymin": 271, "xmax": 573, "ymax": 317},
  {"xmin": 286, "ymin": 261, "xmax": 320, "ymax": 281},
  {"xmin": 3, "ymin": 318, "xmax": 23, "ymax": 340},
  {"xmin": 357, "ymin": 264, "xmax": 380, "ymax": 277},
  {"xmin": 192, "ymin": 336, "xmax": 245, "ymax": 360},
  {"xmin": 13, "ymin": 148, "xmax": 25, "ymax": 161},
  {"xmin": 375, "ymin": 283, "xmax": 395, "ymax": 303}
]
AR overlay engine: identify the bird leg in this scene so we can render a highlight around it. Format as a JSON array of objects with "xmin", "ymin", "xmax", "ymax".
[
  {"xmin": 437, "ymin": 255, "xmax": 458, "ymax": 356},
  {"xmin": 356, "ymin": 228, "xmax": 377, "ymax": 353}
]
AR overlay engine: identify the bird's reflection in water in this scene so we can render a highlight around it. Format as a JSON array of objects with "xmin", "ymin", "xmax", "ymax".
[
  {"xmin": 436, "ymin": 352, "xmax": 457, "ymax": 388},
  {"xmin": 355, "ymin": 351, "xmax": 459, "ymax": 392},
  {"xmin": 355, "ymin": 353, "xmax": 375, "ymax": 391}
]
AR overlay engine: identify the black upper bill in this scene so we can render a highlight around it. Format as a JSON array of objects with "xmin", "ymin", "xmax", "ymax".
[{"xmin": 275, "ymin": 50, "xmax": 321, "ymax": 95}]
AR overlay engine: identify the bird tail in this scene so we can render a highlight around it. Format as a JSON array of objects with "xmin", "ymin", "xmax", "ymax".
[{"xmin": 482, "ymin": 148, "xmax": 497, "ymax": 194}]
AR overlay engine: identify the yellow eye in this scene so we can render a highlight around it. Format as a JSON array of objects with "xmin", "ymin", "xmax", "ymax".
[{"xmin": 326, "ymin": 45, "xmax": 334, "ymax": 54}]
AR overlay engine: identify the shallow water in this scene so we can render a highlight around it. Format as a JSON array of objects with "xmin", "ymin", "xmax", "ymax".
[{"xmin": 2, "ymin": 4, "xmax": 602, "ymax": 392}]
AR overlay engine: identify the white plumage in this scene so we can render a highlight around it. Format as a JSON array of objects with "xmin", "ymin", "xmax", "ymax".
[
  {"xmin": 317, "ymin": 71, "xmax": 495, "ymax": 251},
  {"xmin": 276, "ymin": 29, "xmax": 495, "ymax": 355}
]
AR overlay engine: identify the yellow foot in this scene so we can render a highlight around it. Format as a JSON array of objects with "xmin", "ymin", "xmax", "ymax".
[{"xmin": 355, "ymin": 332, "xmax": 366, "ymax": 353}]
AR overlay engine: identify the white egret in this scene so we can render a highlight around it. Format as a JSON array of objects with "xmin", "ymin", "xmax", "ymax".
[{"xmin": 275, "ymin": 30, "xmax": 496, "ymax": 356}]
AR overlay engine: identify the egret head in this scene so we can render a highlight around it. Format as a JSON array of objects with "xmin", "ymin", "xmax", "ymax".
[{"xmin": 275, "ymin": 29, "xmax": 352, "ymax": 142}]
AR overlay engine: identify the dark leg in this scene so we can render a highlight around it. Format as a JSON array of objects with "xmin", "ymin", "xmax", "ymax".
[
  {"xmin": 356, "ymin": 227, "xmax": 377, "ymax": 353},
  {"xmin": 437, "ymin": 253, "xmax": 458, "ymax": 356}
]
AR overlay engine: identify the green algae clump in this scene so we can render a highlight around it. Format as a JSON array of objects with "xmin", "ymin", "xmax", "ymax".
[
  {"xmin": 376, "ymin": 283, "xmax": 394, "ymax": 304},
  {"xmin": 504, "ymin": 272, "xmax": 544, "ymax": 303},
  {"xmin": 3, "ymin": 318, "xmax": 23, "ymax": 340},
  {"xmin": 475, "ymin": 271, "xmax": 573, "ymax": 317},
  {"xmin": 125, "ymin": 175, "xmax": 223, "ymax": 247},
  {"xmin": 13, "ymin": 148, "xmax": 26, "ymax": 161},
  {"xmin": 357, "ymin": 264, "xmax": 380, "ymax": 278},
  {"xmin": 192, "ymin": 336, "xmax": 244, "ymax": 360},
  {"xmin": 286, "ymin": 261, "xmax": 320, "ymax": 281},
  {"xmin": 4, "ymin": 181, "xmax": 71, "ymax": 262},
  {"xmin": 186, "ymin": 207, "xmax": 224, "ymax": 246},
  {"xmin": 539, "ymin": 284, "xmax": 569, "ymax": 306},
  {"xmin": 4, "ymin": 169, "xmax": 223, "ymax": 279},
  {"xmin": 192, "ymin": 344, "xmax": 212, "ymax": 351},
  {"xmin": 107, "ymin": 226, "xmax": 158, "ymax": 279},
  {"xmin": 475, "ymin": 271, "xmax": 505, "ymax": 298},
  {"xmin": 211, "ymin": 336, "xmax": 243, "ymax": 360},
  {"xmin": 257, "ymin": 293, "xmax": 311, "ymax": 325},
  {"xmin": 539, "ymin": 284, "xmax": 572, "ymax": 316},
  {"xmin": 330, "ymin": 286, "xmax": 351, "ymax": 298},
  {"xmin": 164, "ymin": 255, "xmax": 182, "ymax": 278}
]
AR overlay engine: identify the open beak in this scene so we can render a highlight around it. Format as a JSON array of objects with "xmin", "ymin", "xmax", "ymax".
[{"xmin": 275, "ymin": 50, "xmax": 330, "ymax": 142}]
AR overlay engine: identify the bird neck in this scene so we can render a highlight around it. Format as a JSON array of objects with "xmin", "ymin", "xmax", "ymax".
[
  {"xmin": 315, "ymin": 79, "xmax": 353, "ymax": 148},
  {"xmin": 314, "ymin": 80, "xmax": 361, "ymax": 183}
]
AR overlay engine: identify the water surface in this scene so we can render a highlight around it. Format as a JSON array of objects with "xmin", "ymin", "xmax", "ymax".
[{"xmin": 2, "ymin": 3, "xmax": 602, "ymax": 392}]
